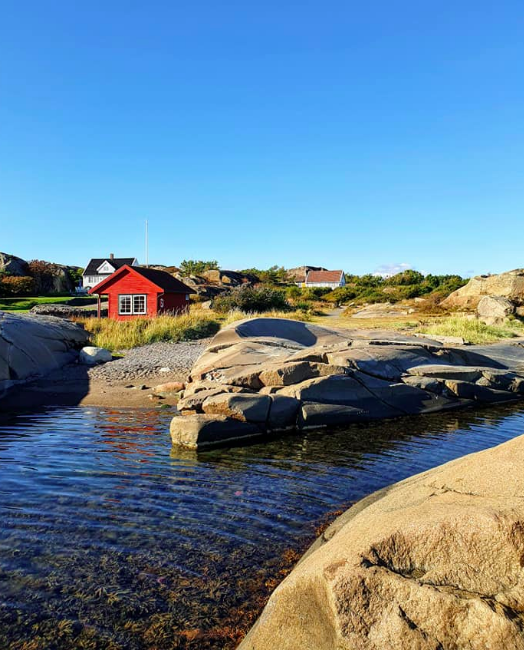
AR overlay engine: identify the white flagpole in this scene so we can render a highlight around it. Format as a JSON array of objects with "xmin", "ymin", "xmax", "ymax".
[{"xmin": 145, "ymin": 219, "xmax": 149, "ymax": 268}]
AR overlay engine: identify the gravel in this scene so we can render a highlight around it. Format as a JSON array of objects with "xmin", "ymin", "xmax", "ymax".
[{"xmin": 88, "ymin": 339, "xmax": 210, "ymax": 383}]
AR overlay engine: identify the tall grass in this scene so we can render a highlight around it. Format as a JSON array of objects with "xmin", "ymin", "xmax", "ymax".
[
  {"xmin": 218, "ymin": 308, "xmax": 311, "ymax": 327},
  {"xmin": 76, "ymin": 312, "xmax": 221, "ymax": 351},
  {"xmin": 418, "ymin": 316, "xmax": 524, "ymax": 344}
]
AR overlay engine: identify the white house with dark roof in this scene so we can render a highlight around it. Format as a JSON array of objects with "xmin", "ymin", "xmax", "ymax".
[
  {"xmin": 82, "ymin": 254, "xmax": 139, "ymax": 290},
  {"xmin": 300, "ymin": 269, "xmax": 345, "ymax": 289}
]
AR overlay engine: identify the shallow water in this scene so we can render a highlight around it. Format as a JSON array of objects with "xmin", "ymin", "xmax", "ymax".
[{"xmin": 0, "ymin": 403, "xmax": 523, "ymax": 649}]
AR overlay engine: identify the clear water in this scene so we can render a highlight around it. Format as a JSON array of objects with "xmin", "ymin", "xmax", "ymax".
[{"xmin": 0, "ymin": 404, "xmax": 523, "ymax": 649}]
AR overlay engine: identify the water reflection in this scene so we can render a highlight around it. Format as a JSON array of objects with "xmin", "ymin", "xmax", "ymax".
[{"xmin": 0, "ymin": 403, "xmax": 523, "ymax": 649}]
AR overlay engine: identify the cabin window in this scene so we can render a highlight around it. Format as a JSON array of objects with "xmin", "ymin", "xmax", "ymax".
[{"xmin": 118, "ymin": 294, "xmax": 147, "ymax": 315}]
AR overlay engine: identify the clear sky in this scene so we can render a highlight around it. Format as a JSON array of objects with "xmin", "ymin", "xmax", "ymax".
[{"xmin": 1, "ymin": 1, "xmax": 523, "ymax": 277}]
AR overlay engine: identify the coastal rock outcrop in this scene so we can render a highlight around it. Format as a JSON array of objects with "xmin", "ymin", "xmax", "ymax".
[
  {"xmin": 239, "ymin": 433, "xmax": 524, "ymax": 650},
  {"xmin": 170, "ymin": 318, "xmax": 524, "ymax": 449},
  {"xmin": 477, "ymin": 295, "xmax": 516, "ymax": 325},
  {"xmin": 0, "ymin": 311, "xmax": 89, "ymax": 396},
  {"xmin": 442, "ymin": 268, "xmax": 524, "ymax": 310}
]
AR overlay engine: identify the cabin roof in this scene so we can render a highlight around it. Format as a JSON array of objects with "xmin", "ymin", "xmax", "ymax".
[
  {"xmin": 88, "ymin": 265, "xmax": 195, "ymax": 295},
  {"xmin": 306, "ymin": 270, "xmax": 344, "ymax": 283},
  {"xmin": 84, "ymin": 258, "xmax": 135, "ymax": 275}
]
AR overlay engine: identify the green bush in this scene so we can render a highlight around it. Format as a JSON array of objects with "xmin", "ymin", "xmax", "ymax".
[
  {"xmin": 213, "ymin": 286, "xmax": 290, "ymax": 313},
  {"xmin": 179, "ymin": 260, "xmax": 219, "ymax": 276}
]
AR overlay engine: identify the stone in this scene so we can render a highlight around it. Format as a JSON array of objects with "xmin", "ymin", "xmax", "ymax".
[
  {"xmin": 0, "ymin": 312, "xmax": 89, "ymax": 394},
  {"xmin": 177, "ymin": 388, "xmax": 233, "ymax": 412},
  {"xmin": 153, "ymin": 381, "xmax": 185, "ymax": 394},
  {"xmin": 327, "ymin": 346, "xmax": 438, "ymax": 382},
  {"xmin": 279, "ymin": 376, "xmax": 403, "ymax": 420},
  {"xmin": 0, "ymin": 251, "xmax": 28, "ymax": 276},
  {"xmin": 267, "ymin": 395, "xmax": 300, "ymax": 430},
  {"xmin": 259, "ymin": 361, "xmax": 316, "ymax": 387},
  {"xmin": 445, "ymin": 379, "xmax": 517, "ymax": 403},
  {"xmin": 79, "ymin": 346, "xmax": 113, "ymax": 365},
  {"xmin": 298, "ymin": 402, "xmax": 368, "ymax": 428},
  {"xmin": 401, "ymin": 375, "xmax": 444, "ymax": 394},
  {"xmin": 407, "ymin": 364, "xmax": 484, "ymax": 382},
  {"xmin": 239, "ymin": 434, "xmax": 524, "ymax": 650},
  {"xmin": 477, "ymin": 295, "xmax": 516, "ymax": 325},
  {"xmin": 171, "ymin": 317, "xmax": 524, "ymax": 450},
  {"xmin": 170, "ymin": 414, "xmax": 262, "ymax": 449},
  {"xmin": 202, "ymin": 393, "xmax": 271, "ymax": 423},
  {"xmin": 442, "ymin": 268, "xmax": 524, "ymax": 310}
]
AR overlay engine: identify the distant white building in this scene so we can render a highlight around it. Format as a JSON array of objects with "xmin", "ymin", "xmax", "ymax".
[
  {"xmin": 298, "ymin": 270, "xmax": 346, "ymax": 289},
  {"xmin": 82, "ymin": 254, "xmax": 138, "ymax": 290}
]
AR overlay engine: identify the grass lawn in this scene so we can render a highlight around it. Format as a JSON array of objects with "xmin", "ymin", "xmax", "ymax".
[{"xmin": 0, "ymin": 296, "xmax": 95, "ymax": 313}]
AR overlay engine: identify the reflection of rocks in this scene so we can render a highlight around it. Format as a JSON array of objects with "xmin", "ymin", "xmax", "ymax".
[
  {"xmin": 239, "ymin": 432, "xmax": 524, "ymax": 650},
  {"xmin": 442, "ymin": 268, "xmax": 524, "ymax": 310},
  {"xmin": 0, "ymin": 312, "xmax": 89, "ymax": 395},
  {"xmin": 170, "ymin": 318, "xmax": 524, "ymax": 449}
]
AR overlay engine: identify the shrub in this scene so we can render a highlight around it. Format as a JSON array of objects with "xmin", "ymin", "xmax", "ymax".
[
  {"xmin": 213, "ymin": 286, "xmax": 290, "ymax": 313},
  {"xmin": 179, "ymin": 260, "xmax": 219, "ymax": 276},
  {"xmin": 0, "ymin": 276, "xmax": 35, "ymax": 296}
]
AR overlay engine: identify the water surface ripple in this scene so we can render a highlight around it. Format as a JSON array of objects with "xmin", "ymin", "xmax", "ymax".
[{"xmin": 0, "ymin": 404, "xmax": 523, "ymax": 649}]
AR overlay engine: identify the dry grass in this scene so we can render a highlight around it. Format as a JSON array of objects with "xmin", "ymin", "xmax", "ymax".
[
  {"xmin": 76, "ymin": 311, "xmax": 221, "ymax": 351},
  {"xmin": 76, "ymin": 308, "xmax": 310, "ymax": 350},
  {"xmin": 218, "ymin": 308, "xmax": 310, "ymax": 326},
  {"xmin": 418, "ymin": 315, "xmax": 524, "ymax": 344}
]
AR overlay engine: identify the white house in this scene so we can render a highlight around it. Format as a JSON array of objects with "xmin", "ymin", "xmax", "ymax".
[
  {"xmin": 82, "ymin": 254, "xmax": 139, "ymax": 290},
  {"xmin": 301, "ymin": 270, "xmax": 346, "ymax": 289}
]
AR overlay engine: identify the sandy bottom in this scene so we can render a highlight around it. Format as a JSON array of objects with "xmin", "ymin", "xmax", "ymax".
[{"xmin": 0, "ymin": 364, "xmax": 185, "ymax": 414}]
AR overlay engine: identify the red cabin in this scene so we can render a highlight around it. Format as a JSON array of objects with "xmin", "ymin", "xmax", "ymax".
[{"xmin": 88, "ymin": 265, "xmax": 195, "ymax": 320}]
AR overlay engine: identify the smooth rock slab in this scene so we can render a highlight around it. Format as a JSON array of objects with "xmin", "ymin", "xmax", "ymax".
[{"xmin": 239, "ymin": 433, "xmax": 524, "ymax": 650}]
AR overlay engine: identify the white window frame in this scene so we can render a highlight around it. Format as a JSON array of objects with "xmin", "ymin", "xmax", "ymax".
[{"xmin": 118, "ymin": 294, "xmax": 147, "ymax": 315}]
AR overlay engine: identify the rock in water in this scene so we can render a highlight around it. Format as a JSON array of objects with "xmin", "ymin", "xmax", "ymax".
[
  {"xmin": 171, "ymin": 317, "xmax": 524, "ymax": 449},
  {"xmin": 0, "ymin": 311, "xmax": 88, "ymax": 395},
  {"xmin": 239, "ymin": 433, "xmax": 524, "ymax": 650}
]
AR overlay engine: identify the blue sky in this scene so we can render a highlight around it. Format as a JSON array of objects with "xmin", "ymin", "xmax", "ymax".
[{"xmin": 0, "ymin": 1, "xmax": 523, "ymax": 277}]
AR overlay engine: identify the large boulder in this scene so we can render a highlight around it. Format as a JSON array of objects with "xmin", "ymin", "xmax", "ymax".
[
  {"xmin": 477, "ymin": 295, "xmax": 516, "ymax": 325},
  {"xmin": 171, "ymin": 318, "xmax": 524, "ymax": 449},
  {"xmin": 442, "ymin": 269, "xmax": 524, "ymax": 310},
  {"xmin": 239, "ymin": 433, "xmax": 524, "ymax": 650},
  {"xmin": 0, "ymin": 252, "xmax": 28, "ymax": 276},
  {"xmin": 0, "ymin": 311, "xmax": 89, "ymax": 395}
]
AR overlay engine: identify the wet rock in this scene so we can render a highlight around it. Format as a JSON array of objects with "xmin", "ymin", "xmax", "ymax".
[
  {"xmin": 170, "ymin": 414, "xmax": 262, "ymax": 449},
  {"xmin": 267, "ymin": 395, "xmax": 300, "ymax": 430}
]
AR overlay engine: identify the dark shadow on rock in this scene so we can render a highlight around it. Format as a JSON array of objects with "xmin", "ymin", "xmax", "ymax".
[{"xmin": 235, "ymin": 319, "xmax": 320, "ymax": 346}]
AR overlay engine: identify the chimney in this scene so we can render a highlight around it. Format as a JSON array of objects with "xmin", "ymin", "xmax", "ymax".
[{"xmin": 109, "ymin": 253, "xmax": 114, "ymax": 260}]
